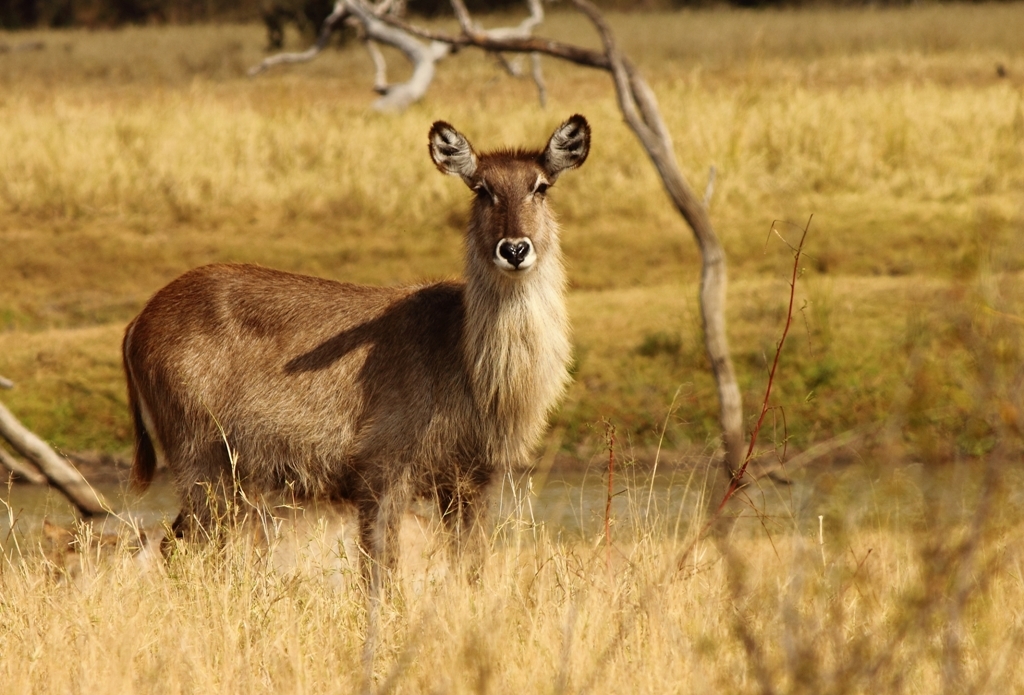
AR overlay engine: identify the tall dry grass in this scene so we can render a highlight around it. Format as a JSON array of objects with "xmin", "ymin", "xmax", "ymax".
[{"xmin": 2, "ymin": 458, "xmax": 1023, "ymax": 694}]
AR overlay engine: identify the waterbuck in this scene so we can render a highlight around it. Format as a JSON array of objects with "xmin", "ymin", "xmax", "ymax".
[{"xmin": 123, "ymin": 115, "xmax": 590, "ymax": 578}]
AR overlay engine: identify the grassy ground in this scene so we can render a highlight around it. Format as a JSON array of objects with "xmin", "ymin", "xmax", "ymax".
[
  {"xmin": 1, "ymin": 4, "xmax": 1024, "ymax": 692},
  {"xmin": 0, "ymin": 4, "xmax": 1022, "ymax": 466},
  {"xmin": 2, "ymin": 459, "xmax": 1023, "ymax": 694}
]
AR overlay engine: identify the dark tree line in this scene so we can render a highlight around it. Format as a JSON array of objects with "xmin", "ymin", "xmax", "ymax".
[
  {"xmin": 2, "ymin": 0, "xmax": 999, "ymax": 31},
  {"xmin": 1, "ymin": 0, "xmax": 516, "ymax": 29}
]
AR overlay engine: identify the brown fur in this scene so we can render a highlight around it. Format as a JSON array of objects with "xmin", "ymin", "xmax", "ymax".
[{"xmin": 122, "ymin": 115, "xmax": 590, "ymax": 576}]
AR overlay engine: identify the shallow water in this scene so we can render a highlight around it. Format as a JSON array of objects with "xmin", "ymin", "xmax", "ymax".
[
  {"xmin": 2, "ymin": 458, "xmax": 1017, "ymax": 549},
  {"xmin": 1, "ymin": 464, "xmax": 712, "ymax": 546}
]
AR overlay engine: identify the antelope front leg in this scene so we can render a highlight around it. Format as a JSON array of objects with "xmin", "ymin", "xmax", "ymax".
[
  {"xmin": 356, "ymin": 472, "xmax": 413, "ymax": 598},
  {"xmin": 162, "ymin": 474, "xmax": 233, "ymax": 557},
  {"xmin": 357, "ymin": 485, "xmax": 407, "ymax": 692},
  {"xmin": 438, "ymin": 486, "xmax": 489, "ymax": 582}
]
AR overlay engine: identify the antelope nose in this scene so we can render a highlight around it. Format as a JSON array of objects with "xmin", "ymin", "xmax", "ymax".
[{"xmin": 498, "ymin": 240, "xmax": 531, "ymax": 269}]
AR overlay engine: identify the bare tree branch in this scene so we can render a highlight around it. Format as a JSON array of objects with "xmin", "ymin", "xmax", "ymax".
[
  {"xmin": 346, "ymin": 0, "xmax": 452, "ymax": 112},
  {"xmin": 482, "ymin": 0, "xmax": 547, "ymax": 107},
  {"xmin": 0, "ymin": 399, "xmax": 110, "ymax": 516},
  {"xmin": 248, "ymin": 2, "xmax": 351, "ymax": 76},
  {"xmin": 250, "ymin": 0, "xmax": 452, "ymax": 112},
  {"xmin": 451, "ymin": 0, "xmax": 543, "ymax": 40},
  {"xmin": 378, "ymin": 10, "xmax": 611, "ymax": 71},
  {"xmin": 493, "ymin": 52, "xmax": 519, "ymax": 75},
  {"xmin": 365, "ymin": 39, "xmax": 389, "ymax": 94},
  {"xmin": 449, "ymin": 0, "xmax": 474, "ymax": 32},
  {"xmin": 0, "ymin": 445, "xmax": 47, "ymax": 485},
  {"xmin": 749, "ymin": 427, "xmax": 871, "ymax": 483},
  {"xmin": 252, "ymin": 0, "xmax": 549, "ymax": 109},
  {"xmin": 491, "ymin": 51, "xmax": 547, "ymax": 106},
  {"xmin": 389, "ymin": 0, "xmax": 550, "ymax": 108},
  {"xmin": 0, "ymin": 376, "xmax": 48, "ymax": 484}
]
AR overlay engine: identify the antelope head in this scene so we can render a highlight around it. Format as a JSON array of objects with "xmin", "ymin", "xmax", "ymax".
[{"xmin": 429, "ymin": 115, "xmax": 590, "ymax": 278}]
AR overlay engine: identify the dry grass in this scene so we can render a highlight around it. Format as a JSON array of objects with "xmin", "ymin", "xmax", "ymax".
[
  {"xmin": 3, "ymin": 458, "xmax": 1024, "ymax": 694},
  {"xmin": 2, "ymin": 5, "xmax": 1024, "ymax": 692}
]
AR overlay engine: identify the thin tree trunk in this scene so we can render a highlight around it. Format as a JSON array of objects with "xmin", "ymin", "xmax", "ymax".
[{"xmin": 569, "ymin": 0, "xmax": 744, "ymax": 476}]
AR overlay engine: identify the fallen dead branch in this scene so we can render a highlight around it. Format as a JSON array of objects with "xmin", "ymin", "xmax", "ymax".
[{"xmin": 0, "ymin": 398, "xmax": 110, "ymax": 517}]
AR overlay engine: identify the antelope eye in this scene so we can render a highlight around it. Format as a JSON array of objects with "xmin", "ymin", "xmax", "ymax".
[
  {"xmin": 473, "ymin": 183, "xmax": 495, "ymax": 203},
  {"xmin": 528, "ymin": 181, "xmax": 552, "ymax": 199}
]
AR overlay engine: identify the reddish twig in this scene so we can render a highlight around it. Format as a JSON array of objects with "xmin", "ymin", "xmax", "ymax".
[
  {"xmin": 604, "ymin": 421, "xmax": 616, "ymax": 573},
  {"xmin": 716, "ymin": 215, "xmax": 811, "ymax": 511},
  {"xmin": 676, "ymin": 215, "xmax": 812, "ymax": 570}
]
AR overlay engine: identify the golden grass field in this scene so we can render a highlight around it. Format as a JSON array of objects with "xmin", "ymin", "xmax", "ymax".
[
  {"xmin": 3, "ymin": 464, "xmax": 1024, "ymax": 694},
  {"xmin": 1, "ymin": 3, "xmax": 1023, "ymax": 692}
]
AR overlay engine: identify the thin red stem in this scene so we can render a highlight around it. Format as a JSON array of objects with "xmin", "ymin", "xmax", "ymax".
[
  {"xmin": 714, "ymin": 218, "xmax": 809, "ymax": 513},
  {"xmin": 604, "ymin": 422, "xmax": 615, "ymax": 571}
]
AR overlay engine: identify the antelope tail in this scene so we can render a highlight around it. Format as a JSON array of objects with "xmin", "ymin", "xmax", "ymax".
[{"xmin": 123, "ymin": 321, "xmax": 157, "ymax": 490}]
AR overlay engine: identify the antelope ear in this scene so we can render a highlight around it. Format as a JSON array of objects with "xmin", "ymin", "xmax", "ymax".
[
  {"xmin": 542, "ymin": 114, "xmax": 590, "ymax": 180},
  {"xmin": 429, "ymin": 121, "xmax": 478, "ymax": 185}
]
